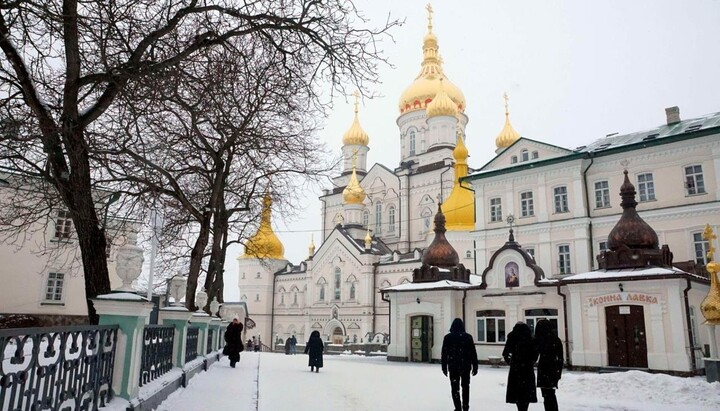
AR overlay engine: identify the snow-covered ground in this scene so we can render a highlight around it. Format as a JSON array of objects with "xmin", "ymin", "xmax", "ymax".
[{"xmin": 150, "ymin": 352, "xmax": 720, "ymax": 411}]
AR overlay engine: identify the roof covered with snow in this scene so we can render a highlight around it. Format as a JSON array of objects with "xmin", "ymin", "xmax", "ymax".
[
  {"xmin": 381, "ymin": 274, "xmax": 483, "ymax": 292},
  {"xmin": 561, "ymin": 266, "xmax": 708, "ymax": 283}
]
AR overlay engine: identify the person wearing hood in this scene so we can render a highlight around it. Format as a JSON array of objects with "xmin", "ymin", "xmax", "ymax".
[
  {"xmin": 534, "ymin": 319, "xmax": 563, "ymax": 411},
  {"xmin": 223, "ymin": 316, "xmax": 244, "ymax": 368},
  {"xmin": 441, "ymin": 318, "xmax": 479, "ymax": 411},
  {"xmin": 304, "ymin": 330, "xmax": 324, "ymax": 372},
  {"xmin": 503, "ymin": 322, "xmax": 538, "ymax": 411}
]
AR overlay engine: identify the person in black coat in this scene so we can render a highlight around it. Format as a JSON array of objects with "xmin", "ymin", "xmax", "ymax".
[
  {"xmin": 503, "ymin": 322, "xmax": 538, "ymax": 411},
  {"xmin": 441, "ymin": 318, "xmax": 479, "ymax": 411},
  {"xmin": 223, "ymin": 317, "xmax": 244, "ymax": 368},
  {"xmin": 534, "ymin": 319, "xmax": 563, "ymax": 411},
  {"xmin": 304, "ymin": 330, "xmax": 324, "ymax": 372}
]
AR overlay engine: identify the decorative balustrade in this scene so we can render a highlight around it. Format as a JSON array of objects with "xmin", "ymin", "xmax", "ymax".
[
  {"xmin": 206, "ymin": 329, "xmax": 214, "ymax": 354},
  {"xmin": 139, "ymin": 325, "xmax": 174, "ymax": 387},
  {"xmin": 0, "ymin": 325, "xmax": 118, "ymax": 410},
  {"xmin": 185, "ymin": 327, "xmax": 200, "ymax": 364}
]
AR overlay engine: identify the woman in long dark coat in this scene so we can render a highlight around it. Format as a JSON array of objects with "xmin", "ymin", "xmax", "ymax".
[
  {"xmin": 503, "ymin": 322, "xmax": 538, "ymax": 411},
  {"xmin": 223, "ymin": 317, "xmax": 244, "ymax": 368},
  {"xmin": 534, "ymin": 319, "xmax": 564, "ymax": 411},
  {"xmin": 304, "ymin": 330, "xmax": 324, "ymax": 372}
]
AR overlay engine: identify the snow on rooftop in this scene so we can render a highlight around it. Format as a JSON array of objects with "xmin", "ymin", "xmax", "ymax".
[
  {"xmin": 95, "ymin": 292, "xmax": 148, "ymax": 301},
  {"xmin": 382, "ymin": 274, "xmax": 482, "ymax": 292},
  {"xmin": 563, "ymin": 266, "xmax": 691, "ymax": 282}
]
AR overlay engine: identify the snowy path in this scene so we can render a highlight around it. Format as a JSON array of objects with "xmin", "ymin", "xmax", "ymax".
[{"xmin": 155, "ymin": 352, "xmax": 720, "ymax": 411}]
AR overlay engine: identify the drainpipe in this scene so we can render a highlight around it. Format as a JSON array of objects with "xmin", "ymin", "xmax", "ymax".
[
  {"xmin": 270, "ymin": 271, "xmax": 277, "ymax": 350},
  {"xmin": 473, "ymin": 240, "xmax": 478, "ymax": 276},
  {"xmin": 460, "ymin": 183, "xmax": 478, "ymax": 274},
  {"xmin": 372, "ymin": 262, "xmax": 379, "ymax": 335},
  {"xmin": 683, "ymin": 278, "xmax": 696, "ymax": 372},
  {"xmin": 320, "ymin": 196, "xmax": 327, "ymax": 242},
  {"xmin": 382, "ymin": 291, "xmax": 391, "ymax": 345},
  {"xmin": 462, "ymin": 289, "xmax": 468, "ymax": 324},
  {"xmin": 405, "ymin": 174, "xmax": 411, "ymax": 252},
  {"xmin": 556, "ymin": 283, "xmax": 571, "ymax": 367},
  {"xmin": 582, "ymin": 152, "xmax": 595, "ymax": 270}
]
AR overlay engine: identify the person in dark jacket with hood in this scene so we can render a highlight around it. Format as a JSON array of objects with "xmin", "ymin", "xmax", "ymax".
[
  {"xmin": 441, "ymin": 318, "xmax": 479, "ymax": 411},
  {"xmin": 223, "ymin": 317, "xmax": 244, "ymax": 368},
  {"xmin": 534, "ymin": 319, "xmax": 563, "ymax": 411},
  {"xmin": 304, "ymin": 330, "xmax": 324, "ymax": 372},
  {"xmin": 503, "ymin": 322, "xmax": 538, "ymax": 411}
]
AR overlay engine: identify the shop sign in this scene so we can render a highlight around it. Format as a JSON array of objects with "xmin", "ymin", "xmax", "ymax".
[{"xmin": 587, "ymin": 292, "xmax": 658, "ymax": 307}]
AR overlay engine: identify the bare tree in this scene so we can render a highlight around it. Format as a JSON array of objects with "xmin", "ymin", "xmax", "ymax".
[{"xmin": 0, "ymin": 0, "xmax": 399, "ymax": 322}]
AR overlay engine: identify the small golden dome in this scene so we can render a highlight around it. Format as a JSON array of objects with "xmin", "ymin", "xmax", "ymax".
[
  {"xmin": 398, "ymin": 6, "xmax": 465, "ymax": 115},
  {"xmin": 342, "ymin": 91, "xmax": 369, "ymax": 146},
  {"xmin": 495, "ymin": 92, "xmax": 521, "ymax": 149},
  {"xmin": 364, "ymin": 229, "xmax": 372, "ymax": 250},
  {"xmin": 700, "ymin": 225, "xmax": 720, "ymax": 325},
  {"xmin": 308, "ymin": 234, "xmax": 316, "ymax": 258},
  {"xmin": 241, "ymin": 194, "xmax": 285, "ymax": 259},
  {"xmin": 342, "ymin": 166, "xmax": 366, "ymax": 205},
  {"xmin": 426, "ymin": 80, "xmax": 458, "ymax": 118},
  {"xmin": 442, "ymin": 134, "xmax": 474, "ymax": 231}
]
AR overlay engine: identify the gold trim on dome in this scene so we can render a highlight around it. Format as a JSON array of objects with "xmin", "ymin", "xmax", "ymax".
[
  {"xmin": 495, "ymin": 92, "xmax": 521, "ymax": 149},
  {"xmin": 241, "ymin": 193, "xmax": 285, "ymax": 259},
  {"xmin": 342, "ymin": 91, "xmax": 369, "ymax": 146},
  {"xmin": 701, "ymin": 224, "xmax": 720, "ymax": 325}
]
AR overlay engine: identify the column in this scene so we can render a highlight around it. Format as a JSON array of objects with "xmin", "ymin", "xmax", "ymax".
[
  {"xmin": 159, "ymin": 307, "xmax": 194, "ymax": 367},
  {"xmin": 191, "ymin": 312, "xmax": 212, "ymax": 356},
  {"xmin": 210, "ymin": 318, "xmax": 223, "ymax": 352}
]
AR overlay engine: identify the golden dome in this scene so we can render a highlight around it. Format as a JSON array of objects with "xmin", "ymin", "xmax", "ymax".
[
  {"xmin": 442, "ymin": 134, "xmax": 474, "ymax": 231},
  {"xmin": 342, "ymin": 166, "xmax": 366, "ymax": 205},
  {"xmin": 364, "ymin": 229, "xmax": 372, "ymax": 250},
  {"xmin": 701, "ymin": 224, "xmax": 720, "ymax": 325},
  {"xmin": 342, "ymin": 91, "xmax": 369, "ymax": 146},
  {"xmin": 240, "ymin": 194, "xmax": 285, "ymax": 259},
  {"xmin": 495, "ymin": 92, "xmax": 521, "ymax": 149},
  {"xmin": 398, "ymin": 6, "xmax": 465, "ymax": 115},
  {"xmin": 426, "ymin": 80, "xmax": 458, "ymax": 118},
  {"xmin": 308, "ymin": 234, "xmax": 316, "ymax": 258}
]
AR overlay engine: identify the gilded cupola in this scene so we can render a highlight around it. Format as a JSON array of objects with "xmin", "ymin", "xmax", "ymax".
[
  {"xmin": 442, "ymin": 132, "xmax": 474, "ymax": 230},
  {"xmin": 241, "ymin": 193, "xmax": 285, "ymax": 259},
  {"xmin": 700, "ymin": 224, "xmax": 720, "ymax": 325},
  {"xmin": 342, "ymin": 91, "xmax": 369, "ymax": 146},
  {"xmin": 495, "ymin": 92, "xmax": 521, "ymax": 149},
  {"xmin": 426, "ymin": 79, "xmax": 458, "ymax": 118},
  {"xmin": 342, "ymin": 165, "xmax": 366, "ymax": 205},
  {"xmin": 399, "ymin": 4, "xmax": 465, "ymax": 115}
]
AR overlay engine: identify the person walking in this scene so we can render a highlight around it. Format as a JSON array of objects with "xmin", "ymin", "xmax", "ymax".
[
  {"xmin": 503, "ymin": 322, "xmax": 538, "ymax": 411},
  {"xmin": 223, "ymin": 316, "xmax": 244, "ymax": 368},
  {"xmin": 304, "ymin": 330, "xmax": 324, "ymax": 373},
  {"xmin": 289, "ymin": 335, "xmax": 298, "ymax": 355},
  {"xmin": 284, "ymin": 338, "xmax": 291, "ymax": 355},
  {"xmin": 441, "ymin": 318, "xmax": 479, "ymax": 411},
  {"xmin": 534, "ymin": 319, "xmax": 563, "ymax": 411}
]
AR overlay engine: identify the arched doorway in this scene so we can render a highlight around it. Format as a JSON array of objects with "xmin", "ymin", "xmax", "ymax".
[
  {"xmin": 410, "ymin": 315, "xmax": 433, "ymax": 362},
  {"xmin": 605, "ymin": 305, "xmax": 648, "ymax": 368},
  {"xmin": 332, "ymin": 327, "xmax": 344, "ymax": 345}
]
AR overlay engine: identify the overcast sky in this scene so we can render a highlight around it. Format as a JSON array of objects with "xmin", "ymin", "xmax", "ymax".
[{"xmin": 222, "ymin": 0, "xmax": 720, "ymax": 301}]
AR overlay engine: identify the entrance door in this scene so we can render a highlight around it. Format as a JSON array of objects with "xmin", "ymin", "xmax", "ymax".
[
  {"xmin": 331, "ymin": 327, "xmax": 344, "ymax": 345},
  {"xmin": 605, "ymin": 305, "xmax": 648, "ymax": 368},
  {"xmin": 410, "ymin": 315, "xmax": 433, "ymax": 362}
]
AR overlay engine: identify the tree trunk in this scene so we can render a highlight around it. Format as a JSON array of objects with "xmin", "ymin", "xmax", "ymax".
[
  {"xmin": 204, "ymin": 205, "xmax": 227, "ymax": 309},
  {"xmin": 186, "ymin": 214, "xmax": 211, "ymax": 311}
]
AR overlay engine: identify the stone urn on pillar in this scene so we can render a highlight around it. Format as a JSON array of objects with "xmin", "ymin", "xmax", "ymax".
[
  {"xmin": 169, "ymin": 274, "xmax": 188, "ymax": 307},
  {"xmin": 115, "ymin": 230, "xmax": 144, "ymax": 292},
  {"xmin": 195, "ymin": 288, "xmax": 208, "ymax": 312}
]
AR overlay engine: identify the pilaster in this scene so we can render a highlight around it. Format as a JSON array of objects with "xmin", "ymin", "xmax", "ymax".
[{"xmin": 159, "ymin": 307, "xmax": 194, "ymax": 367}]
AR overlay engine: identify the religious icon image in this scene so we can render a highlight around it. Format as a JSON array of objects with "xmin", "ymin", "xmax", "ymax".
[{"xmin": 505, "ymin": 262, "xmax": 520, "ymax": 288}]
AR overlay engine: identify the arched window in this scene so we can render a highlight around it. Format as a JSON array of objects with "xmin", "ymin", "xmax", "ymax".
[
  {"xmin": 521, "ymin": 149, "xmax": 529, "ymax": 162},
  {"xmin": 334, "ymin": 267, "xmax": 341, "ymax": 300},
  {"xmin": 293, "ymin": 292, "xmax": 298, "ymax": 305},
  {"xmin": 388, "ymin": 206, "xmax": 396, "ymax": 232},
  {"xmin": 319, "ymin": 285, "xmax": 325, "ymax": 301},
  {"xmin": 375, "ymin": 202, "xmax": 382, "ymax": 234},
  {"xmin": 350, "ymin": 283, "xmax": 356, "ymax": 300},
  {"xmin": 466, "ymin": 250, "xmax": 472, "ymax": 258},
  {"xmin": 409, "ymin": 131, "xmax": 416, "ymax": 156},
  {"xmin": 362, "ymin": 210, "xmax": 369, "ymax": 227}
]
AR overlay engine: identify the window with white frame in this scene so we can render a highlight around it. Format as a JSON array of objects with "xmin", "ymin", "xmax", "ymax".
[
  {"xmin": 45, "ymin": 272, "xmax": 64, "ymax": 302},
  {"xmin": 599, "ymin": 241, "xmax": 608, "ymax": 254},
  {"xmin": 362, "ymin": 211, "xmax": 369, "ymax": 228},
  {"xmin": 594, "ymin": 181, "xmax": 610, "ymax": 208},
  {"xmin": 255, "ymin": 294, "xmax": 260, "ymax": 302},
  {"xmin": 558, "ymin": 245, "xmax": 571, "ymax": 274},
  {"xmin": 520, "ymin": 191, "xmax": 534, "ymax": 217},
  {"xmin": 532, "ymin": 151, "xmax": 539, "ymax": 160},
  {"xmin": 521, "ymin": 149, "xmax": 529, "ymax": 162},
  {"xmin": 685, "ymin": 165, "xmax": 706, "ymax": 195},
  {"xmin": 476, "ymin": 310, "xmax": 506, "ymax": 343},
  {"xmin": 524, "ymin": 247, "xmax": 535, "ymax": 260},
  {"xmin": 319, "ymin": 285, "xmax": 325, "ymax": 301},
  {"xmin": 637, "ymin": 173, "xmax": 656, "ymax": 202},
  {"xmin": 553, "ymin": 186, "xmax": 569, "ymax": 213},
  {"xmin": 511, "ymin": 156, "xmax": 518, "ymax": 164},
  {"xmin": 375, "ymin": 202, "xmax": 382, "ymax": 234},
  {"xmin": 388, "ymin": 206, "xmax": 396, "ymax": 232},
  {"xmin": 465, "ymin": 250, "xmax": 472, "ymax": 259},
  {"xmin": 334, "ymin": 267, "xmax": 341, "ymax": 300},
  {"xmin": 490, "ymin": 197, "xmax": 502, "ymax": 222},
  {"xmin": 693, "ymin": 232, "xmax": 710, "ymax": 265},
  {"xmin": 293, "ymin": 292, "xmax": 298, "ymax": 305},
  {"xmin": 54, "ymin": 210, "xmax": 72, "ymax": 239},
  {"xmin": 525, "ymin": 309, "xmax": 559, "ymax": 337},
  {"xmin": 409, "ymin": 131, "xmax": 416, "ymax": 156},
  {"xmin": 280, "ymin": 292, "xmax": 285, "ymax": 305},
  {"xmin": 350, "ymin": 283, "xmax": 356, "ymax": 300}
]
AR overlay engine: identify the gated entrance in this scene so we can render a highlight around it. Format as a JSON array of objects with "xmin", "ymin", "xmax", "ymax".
[
  {"xmin": 605, "ymin": 305, "xmax": 648, "ymax": 368},
  {"xmin": 410, "ymin": 315, "xmax": 433, "ymax": 362}
]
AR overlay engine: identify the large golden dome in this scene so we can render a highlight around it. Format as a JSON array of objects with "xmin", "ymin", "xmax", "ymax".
[
  {"xmin": 442, "ymin": 133, "xmax": 474, "ymax": 231},
  {"xmin": 240, "ymin": 194, "xmax": 285, "ymax": 259},
  {"xmin": 495, "ymin": 93, "xmax": 521, "ymax": 149},
  {"xmin": 398, "ymin": 7, "xmax": 465, "ymax": 115},
  {"xmin": 342, "ymin": 92, "xmax": 369, "ymax": 146},
  {"xmin": 342, "ymin": 166, "xmax": 366, "ymax": 205}
]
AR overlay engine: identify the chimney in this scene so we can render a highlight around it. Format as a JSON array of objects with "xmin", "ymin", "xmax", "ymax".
[{"xmin": 665, "ymin": 106, "xmax": 681, "ymax": 125}]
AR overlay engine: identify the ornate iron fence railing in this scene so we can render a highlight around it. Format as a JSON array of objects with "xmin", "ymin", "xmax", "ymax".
[
  {"xmin": 206, "ymin": 329, "xmax": 213, "ymax": 354},
  {"xmin": 139, "ymin": 325, "xmax": 174, "ymax": 387},
  {"xmin": 0, "ymin": 325, "xmax": 119, "ymax": 411},
  {"xmin": 185, "ymin": 327, "xmax": 199, "ymax": 364}
]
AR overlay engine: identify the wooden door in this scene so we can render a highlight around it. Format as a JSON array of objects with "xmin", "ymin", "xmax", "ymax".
[
  {"xmin": 410, "ymin": 315, "xmax": 433, "ymax": 362},
  {"xmin": 605, "ymin": 305, "xmax": 648, "ymax": 368}
]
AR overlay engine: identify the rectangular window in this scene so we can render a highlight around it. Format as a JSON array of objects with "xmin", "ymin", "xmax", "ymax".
[
  {"xmin": 525, "ymin": 309, "xmax": 559, "ymax": 337},
  {"xmin": 524, "ymin": 247, "xmax": 535, "ymax": 260},
  {"xmin": 520, "ymin": 191, "xmax": 534, "ymax": 217},
  {"xmin": 558, "ymin": 245, "xmax": 571, "ymax": 274},
  {"xmin": 594, "ymin": 181, "xmax": 610, "ymax": 208},
  {"xmin": 490, "ymin": 198, "xmax": 502, "ymax": 222},
  {"xmin": 375, "ymin": 203, "xmax": 382, "ymax": 234},
  {"xmin": 388, "ymin": 207, "xmax": 396, "ymax": 232},
  {"xmin": 685, "ymin": 165, "xmax": 706, "ymax": 195},
  {"xmin": 334, "ymin": 269, "xmax": 341, "ymax": 300},
  {"xmin": 54, "ymin": 210, "xmax": 73, "ymax": 239},
  {"xmin": 409, "ymin": 131, "xmax": 416, "ymax": 156},
  {"xmin": 45, "ymin": 272, "xmax": 64, "ymax": 301},
  {"xmin": 521, "ymin": 150, "xmax": 529, "ymax": 162},
  {"xmin": 553, "ymin": 186, "xmax": 568, "ymax": 213},
  {"xmin": 637, "ymin": 173, "xmax": 655, "ymax": 202},
  {"xmin": 255, "ymin": 294, "xmax": 260, "ymax": 301},
  {"xmin": 599, "ymin": 241, "xmax": 608, "ymax": 254},
  {"xmin": 694, "ymin": 232, "xmax": 710, "ymax": 265},
  {"xmin": 476, "ymin": 310, "xmax": 506, "ymax": 343}
]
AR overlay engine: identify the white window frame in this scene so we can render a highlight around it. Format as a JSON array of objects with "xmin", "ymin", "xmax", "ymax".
[
  {"xmin": 531, "ymin": 151, "xmax": 539, "ymax": 160},
  {"xmin": 54, "ymin": 210, "xmax": 73, "ymax": 240},
  {"xmin": 594, "ymin": 180, "xmax": 610, "ymax": 208},
  {"xmin": 599, "ymin": 240, "xmax": 608, "ymax": 254},
  {"xmin": 521, "ymin": 149, "xmax": 529, "ymax": 162},
  {"xmin": 44, "ymin": 272, "xmax": 65, "ymax": 303},
  {"xmin": 375, "ymin": 202, "xmax": 382, "ymax": 234},
  {"xmin": 388, "ymin": 206, "xmax": 396, "ymax": 233},
  {"xmin": 255, "ymin": 294, "xmax": 260, "ymax": 302},
  {"xmin": 490, "ymin": 197, "xmax": 502, "ymax": 222},
  {"xmin": 524, "ymin": 247, "xmax": 535, "ymax": 261},
  {"xmin": 637, "ymin": 173, "xmax": 656, "ymax": 202},
  {"xmin": 553, "ymin": 186, "xmax": 569, "ymax": 213},
  {"xmin": 334, "ymin": 267, "xmax": 341, "ymax": 301},
  {"xmin": 525, "ymin": 309, "xmax": 559, "ymax": 337},
  {"xmin": 362, "ymin": 210, "xmax": 369, "ymax": 228},
  {"xmin": 520, "ymin": 191, "xmax": 534, "ymax": 217},
  {"xmin": 685, "ymin": 165, "xmax": 706, "ymax": 195},
  {"xmin": 349, "ymin": 283, "xmax": 356, "ymax": 300},
  {"xmin": 511, "ymin": 156, "xmax": 518, "ymax": 164},
  {"xmin": 319, "ymin": 285, "xmax": 325, "ymax": 301},
  {"xmin": 558, "ymin": 244, "xmax": 571, "ymax": 274},
  {"xmin": 693, "ymin": 232, "xmax": 710, "ymax": 265},
  {"xmin": 476, "ymin": 310, "xmax": 506, "ymax": 343},
  {"xmin": 409, "ymin": 131, "xmax": 416, "ymax": 156}
]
